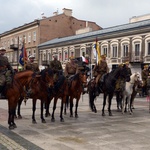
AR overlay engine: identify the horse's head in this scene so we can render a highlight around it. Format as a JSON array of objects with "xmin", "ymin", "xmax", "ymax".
[
  {"xmin": 132, "ymin": 72, "xmax": 142, "ymax": 83},
  {"xmin": 79, "ymin": 71, "xmax": 87, "ymax": 84},
  {"xmin": 40, "ymin": 68, "xmax": 54, "ymax": 88}
]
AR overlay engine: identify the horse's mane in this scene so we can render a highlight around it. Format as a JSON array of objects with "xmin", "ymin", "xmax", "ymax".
[{"xmin": 40, "ymin": 68, "xmax": 53, "ymax": 81}]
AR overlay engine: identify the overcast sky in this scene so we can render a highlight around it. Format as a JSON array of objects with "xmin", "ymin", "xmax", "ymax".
[{"xmin": 0, "ymin": 0, "xmax": 150, "ymax": 34}]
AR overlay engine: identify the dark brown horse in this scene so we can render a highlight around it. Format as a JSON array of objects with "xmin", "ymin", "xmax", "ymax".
[
  {"xmin": 15, "ymin": 68, "xmax": 54, "ymax": 124},
  {"xmin": 88, "ymin": 65, "xmax": 130, "ymax": 116},
  {"xmin": 5, "ymin": 70, "xmax": 36, "ymax": 129},
  {"xmin": 65, "ymin": 72, "xmax": 87, "ymax": 118},
  {"xmin": 45, "ymin": 74, "xmax": 68, "ymax": 122}
]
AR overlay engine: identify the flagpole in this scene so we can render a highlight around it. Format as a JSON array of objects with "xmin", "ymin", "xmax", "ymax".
[{"xmin": 23, "ymin": 39, "xmax": 26, "ymax": 70}]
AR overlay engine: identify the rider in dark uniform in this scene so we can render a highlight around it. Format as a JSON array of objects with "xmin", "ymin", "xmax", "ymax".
[
  {"xmin": 0, "ymin": 47, "xmax": 14, "ymax": 98},
  {"xmin": 50, "ymin": 55, "xmax": 63, "ymax": 82}
]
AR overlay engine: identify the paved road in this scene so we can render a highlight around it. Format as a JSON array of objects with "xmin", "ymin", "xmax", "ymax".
[{"xmin": 0, "ymin": 94, "xmax": 150, "ymax": 150}]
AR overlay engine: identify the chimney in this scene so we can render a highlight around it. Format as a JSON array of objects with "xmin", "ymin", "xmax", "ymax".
[
  {"xmin": 53, "ymin": 11, "xmax": 58, "ymax": 16},
  {"xmin": 62, "ymin": 8, "xmax": 72, "ymax": 16}
]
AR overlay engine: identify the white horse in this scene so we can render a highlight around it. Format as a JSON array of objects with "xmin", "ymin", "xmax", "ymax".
[{"xmin": 122, "ymin": 72, "xmax": 142, "ymax": 114}]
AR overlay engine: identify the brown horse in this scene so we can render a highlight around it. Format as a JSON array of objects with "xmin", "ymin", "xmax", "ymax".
[
  {"xmin": 45, "ymin": 74, "xmax": 68, "ymax": 122},
  {"xmin": 5, "ymin": 70, "xmax": 37, "ymax": 129},
  {"xmin": 65, "ymin": 72, "xmax": 87, "ymax": 118},
  {"xmin": 15, "ymin": 68, "xmax": 54, "ymax": 124}
]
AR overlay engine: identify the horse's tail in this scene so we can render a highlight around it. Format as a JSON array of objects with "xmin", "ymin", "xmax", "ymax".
[{"xmin": 65, "ymin": 95, "xmax": 70, "ymax": 109}]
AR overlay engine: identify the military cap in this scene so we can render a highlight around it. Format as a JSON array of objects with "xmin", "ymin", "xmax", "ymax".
[
  {"xmin": 0, "ymin": 47, "xmax": 6, "ymax": 51},
  {"xmin": 125, "ymin": 61, "xmax": 129, "ymax": 65},
  {"xmin": 144, "ymin": 65, "xmax": 148, "ymax": 68},
  {"xmin": 29, "ymin": 55, "xmax": 35, "ymax": 59}
]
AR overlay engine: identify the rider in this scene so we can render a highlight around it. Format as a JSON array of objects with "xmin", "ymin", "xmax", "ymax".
[
  {"xmin": 141, "ymin": 65, "xmax": 149, "ymax": 96},
  {"xmin": 25, "ymin": 55, "xmax": 40, "ymax": 97},
  {"xmin": 26, "ymin": 55, "xmax": 40, "ymax": 73},
  {"xmin": 50, "ymin": 54, "xmax": 63, "ymax": 82},
  {"xmin": 93, "ymin": 54, "xmax": 109, "ymax": 96},
  {"xmin": 64, "ymin": 56, "xmax": 78, "ymax": 78},
  {"xmin": 0, "ymin": 47, "xmax": 14, "ymax": 98},
  {"xmin": 125, "ymin": 61, "xmax": 132, "ymax": 76}
]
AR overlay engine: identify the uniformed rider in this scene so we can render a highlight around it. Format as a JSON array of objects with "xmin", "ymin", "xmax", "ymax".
[
  {"xmin": 141, "ymin": 65, "xmax": 149, "ymax": 96},
  {"xmin": 50, "ymin": 54, "xmax": 63, "ymax": 82},
  {"xmin": 64, "ymin": 56, "xmax": 78, "ymax": 78},
  {"xmin": 93, "ymin": 55, "xmax": 109, "ymax": 96},
  {"xmin": 26, "ymin": 55, "xmax": 39, "ymax": 73},
  {"xmin": 0, "ymin": 47, "xmax": 14, "ymax": 98}
]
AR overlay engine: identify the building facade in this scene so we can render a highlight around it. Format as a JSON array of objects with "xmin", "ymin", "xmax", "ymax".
[
  {"xmin": 38, "ymin": 17, "xmax": 150, "ymax": 73},
  {"xmin": 0, "ymin": 8, "xmax": 101, "ymax": 69}
]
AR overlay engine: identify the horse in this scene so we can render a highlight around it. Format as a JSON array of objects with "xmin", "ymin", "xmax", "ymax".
[
  {"xmin": 122, "ymin": 72, "xmax": 142, "ymax": 114},
  {"xmin": 45, "ymin": 74, "xmax": 68, "ymax": 122},
  {"xmin": 15, "ymin": 68, "xmax": 54, "ymax": 124},
  {"xmin": 64, "ymin": 71, "xmax": 87, "ymax": 118},
  {"xmin": 4, "ymin": 70, "xmax": 37, "ymax": 129},
  {"xmin": 88, "ymin": 65, "xmax": 130, "ymax": 116}
]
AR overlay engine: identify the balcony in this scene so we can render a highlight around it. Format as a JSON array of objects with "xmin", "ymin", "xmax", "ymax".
[{"xmin": 10, "ymin": 44, "xmax": 18, "ymax": 51}]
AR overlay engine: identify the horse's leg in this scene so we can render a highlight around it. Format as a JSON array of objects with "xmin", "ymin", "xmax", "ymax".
[
  {"xmin": 70, "ymin": 97, "xmax": 74, "ymax": 117},
  {"xmin": 45, "ymin": 99, "xmax": 51, "ymax": 117},
  {"xmin": 32, "ymin": 99, "xmax": 37, "ymax": 124},
  {"xmin": 128, "ymin": 96, "xmax": 132, "ymax": 114},
  {"xmin": 116, "ymin": 92, "xmax": 120, "ymax": 111},
  {"xmin": 122, "ymin": 95, "xmax": 126, "ymax": 114},
  {"xmin": 108, "ymin": 94, "xmax": 113, "ymax": 116},
  {"xmin": 51, "ymin": 98, "xmax": 57, "ymax": 122},
  {"xmin": 41, "ymin": 100, "xmax": 46, "ymax": 123},
  {"xmin": 17, "ymin": 97, "xmax": 24, "ymax": 119},
  {"xmin": 89, "ymin": 89, "xmax": 97, "ymax": 113},
  {"xmin": 102, "ymin": 94, "xmax": 107, "ymax": 116},
  {"xmin": 75, "ymin": 98, "xmax": 79, "ymax": 118},
  {"xmin": 60, "ymin": 97, "xmax": 65, "ymax": 122},
  {"xmin": 64, "ymin": 96, "xmax": 69, "ymax": 115}
]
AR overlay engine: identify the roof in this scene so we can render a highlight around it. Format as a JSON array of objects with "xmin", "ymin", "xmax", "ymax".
[{"xmin": 38, "ymin": 19, "xmax": 150, "ymax": 48}]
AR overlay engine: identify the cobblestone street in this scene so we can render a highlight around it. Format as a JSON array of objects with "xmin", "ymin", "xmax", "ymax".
[{"xmin": 0, "ymin": 94, "xmax": 150, "ymax": 150}]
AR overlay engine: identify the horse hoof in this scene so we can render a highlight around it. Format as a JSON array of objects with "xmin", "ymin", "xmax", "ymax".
[
  {"xmin": 45, "ymin": 113, "xmax": 51, "ymax": 117},
  {"xmin": 18, "ymin": 115, "xmax": 22, "ymax": 119},
  {"xmin": 60, "ymin": 118, "xmax": 64, "ymax": 122},
  {"xmin": 75, "ymin": 114, "xmax": 78, "ymax": 118},
  {"xmin": 102, "ymin": 113, "xmax": 105, "ymax": 116},
  {"xmin": 9, "ymin": 125, "xmax": 15, "ymax": 130},
  {"xmin": 51, "ymin": 118, "xmax": 55, "ymax": 122},
  {"xmin": 42, "ymin": 120, "xmax": 46, "ymax": 123},
  {"xmin": 32, "ymin": 120, "xmax": 37, "ymax": 124},
  {"xmin": 109, "ymin": 113, "xmax": 113, "ymax": 116},
  {"xmin": 70, "ymin": 114, "xmax": 73, "ymax": 117}
]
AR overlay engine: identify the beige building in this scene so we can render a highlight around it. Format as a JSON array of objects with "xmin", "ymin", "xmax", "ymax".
[
  {"xmin": 38, "ymin": 14, "xmax": 150, "ymax": 73},
  {"xmin": 0, "ymin": 8, "xmax": 101, "ymax": 69}
]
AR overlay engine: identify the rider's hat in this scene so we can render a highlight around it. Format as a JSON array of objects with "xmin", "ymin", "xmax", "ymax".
[
  {"xmin": 144, "ymin": 65, "xmax": 148, "ymax": 68},
  {"xmin": 101, "ymin": 54, "xmax": 106, "ymax": 58},
  {"xmin": 0, "ymin": 47, "xmax": 6, "ymax": 51},
  {"xmin": 69, "ymin": 56, "xmax": 74, "ymax": 60},
  {"xmin": 125, "ymin": 61, "xmax": 129, "ymax": 65},
  {"xmin": 29, "ymin": 55, "xmax": 35, "ymax": 59}
]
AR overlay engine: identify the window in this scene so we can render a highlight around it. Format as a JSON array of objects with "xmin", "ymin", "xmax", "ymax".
[
  {"xmin": 135, "ymin": 43, "xmax": 140, "ymax": 56},
  {"xmin": 123, "ymin": 44, "xmax": 129, "ymax": 57},
  {"xmin": 148, "ymin": 42, "xmax": 150, "ymax": 55},
  {"xmin": 33, "ymin": 31, "xmax": 36, "ymax": 41},
  {"xmin": 102, "ymin": 46, "xmax": 108, "ymax": 57},
  {"xmin": 63, "ymin": 51, "xmax": 68, "ymax": 61},
  {"xmin": 112, "ymin": 45, "xmax": 118, "ymax": 58},
  {"xmin": 28, "ymin": 32, "xmax": 31, "ymax": 43},
  {"xmin": 80, "ymin": 48, "xmax": 86, "ymax": 57},
  {"xmin": 58, "ymin": 52, "xmax": 62, "ymax": 61}
]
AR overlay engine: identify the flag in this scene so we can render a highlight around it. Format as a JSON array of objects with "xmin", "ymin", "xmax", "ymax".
[
  {"xmin": 81, "ymin": 56, "xmax": 89, "ymax": 64},
  {"xmin": 19, "ymin": 44, "xmax": 27, "ymax": 66},
  {"xmin": 93, "ymin": 38, "xmax": 101, "ymax": 64}
]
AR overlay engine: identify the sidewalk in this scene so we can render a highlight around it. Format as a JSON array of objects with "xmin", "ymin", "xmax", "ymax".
[{"xmin": 0, "ymin": 94, "xmax": 150, "ymax": 150}]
